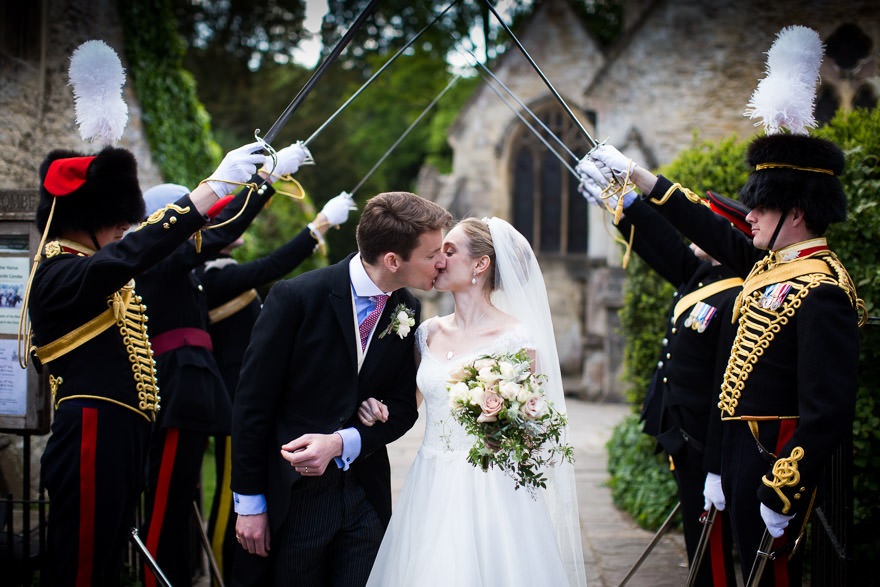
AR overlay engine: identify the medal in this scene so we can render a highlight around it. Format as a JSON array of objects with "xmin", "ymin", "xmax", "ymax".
[
  {"xmin": 685, "ymin": 301, "xmax": 717, "ymax": 332},
  {"xmin": 760, "ymin": 283, "xmax": 791, "ymax": 311}
]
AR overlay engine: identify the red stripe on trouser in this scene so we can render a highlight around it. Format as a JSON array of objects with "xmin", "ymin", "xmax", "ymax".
[
  {"xmin": 709, "ymin": 513, "xmax": 728, "ymax": 586},
  {"xmin": 76, "ymin": 407, "xmax": 99, "ymax": 587},
  {"xmin": 145, "ymin": 428, "xmax": 180, "ymax": 587},
  {"xmin": 772, "ymin": 420, "xmax": 797, "ymax": 586}
]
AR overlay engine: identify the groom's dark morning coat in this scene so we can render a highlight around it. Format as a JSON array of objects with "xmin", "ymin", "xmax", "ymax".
[{"xmin": 231, "ymin": 253, "xmax": 420, "ymax": 532}]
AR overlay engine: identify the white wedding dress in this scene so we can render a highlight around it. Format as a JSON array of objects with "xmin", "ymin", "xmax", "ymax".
[{"xmin": 366, "ymin": 318, "xmax": 570, "ymax": 586}]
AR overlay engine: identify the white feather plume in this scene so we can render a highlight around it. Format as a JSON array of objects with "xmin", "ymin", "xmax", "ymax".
[
  {"xmin": 744, "ymin": 26, "xmax": 824, "ymax": 135},
  {"xmin": 68, "ymin": 40, "xmax": 128, "ymax": 145}
]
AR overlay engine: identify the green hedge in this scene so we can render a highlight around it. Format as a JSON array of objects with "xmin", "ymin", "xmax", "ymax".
[{"xmin": 607, "ymin": 107, "xmax": 880, "ymax": 566}]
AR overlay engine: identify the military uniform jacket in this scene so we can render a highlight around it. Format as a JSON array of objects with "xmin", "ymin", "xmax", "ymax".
[
  {"xmin": 137, "ymin": 178, "xmax": 276, "ymax": 433},
  {"xmin": 645, "ymin": 175, "xmax": 861, "ymax": 515},
  {"xmin": 196, "ymin": 226, "xmax": 317, "ymax": 395},
  {"xmin": 28, "ymin": 197, "xmax": 206, "ymax": 421},
  {"xmin": 232, "ymin": 254, "xmax": 421, "ymax": 530},
  {"xmin": 618, "ymin": 199, "xmax": 740, "ymax": 473}
]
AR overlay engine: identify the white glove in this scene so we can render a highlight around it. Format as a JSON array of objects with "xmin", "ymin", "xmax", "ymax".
[
  {"xmin": 760, "ymin": 503, "xmax": 795, "ymax": 538},
  {"xmin": 703, "ymin": 472, "xmax": 726, "ymax": 511},
  {"xmin": 320, "ymin": 191, "xmax": 357, "ymax": 226},
  {"xmin": 269, "ymin": 141, "xmax": 312, "ymax": 177},
  {"xmin": 207, "ymin": 141, "xmax": 267, "ymax": 197},
  {"xmin": 576, "ymin": 156, "xmax": 637, "ymax": 210},
  {"xmin": 589, "ymin": 144, "xmax": 637, "ymax": 185}
]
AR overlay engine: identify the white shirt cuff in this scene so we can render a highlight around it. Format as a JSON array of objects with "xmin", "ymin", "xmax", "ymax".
[
  {"xmin": 334, "ymin": 428, "xmax": 361, "ymax": 471},
  {"xmin": 233, "ymin": 492, "xmax": 267, "ymax": 515}
]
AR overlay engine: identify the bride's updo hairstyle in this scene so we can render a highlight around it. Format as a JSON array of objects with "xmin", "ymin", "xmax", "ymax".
[{"xmin": 457, "ymin": 217, "xmax": 496, "ymax": 291}]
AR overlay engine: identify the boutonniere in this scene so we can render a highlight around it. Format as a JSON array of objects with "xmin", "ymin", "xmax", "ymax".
[{"xmin": 378, "ymin": 304, "xmax": 416, "ymax": 340}]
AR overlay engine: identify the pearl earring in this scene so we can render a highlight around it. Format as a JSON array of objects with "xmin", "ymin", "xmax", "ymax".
[{"xmin": 471, "ymin": 269, "xmax": 477, "ymax": 285}]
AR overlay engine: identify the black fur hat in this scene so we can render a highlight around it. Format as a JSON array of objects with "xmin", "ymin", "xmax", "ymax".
[
  {"xmin": 37, "ymin": 147, "xmax": 145, "ymax": 237},
  {"xmin": 739, "ymin": 134, "xmax": 846, "ymax": 235}
]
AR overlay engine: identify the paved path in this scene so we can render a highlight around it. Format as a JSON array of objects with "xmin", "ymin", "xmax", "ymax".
[{"xmin": 388, "ymin": 398, "xmax": 689, "ymax": 587}]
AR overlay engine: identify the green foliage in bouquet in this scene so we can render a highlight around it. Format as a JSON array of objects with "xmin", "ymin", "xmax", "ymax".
[{"xmin": 447, "ymin": 348, "xmax": 574, "ymax": 496}]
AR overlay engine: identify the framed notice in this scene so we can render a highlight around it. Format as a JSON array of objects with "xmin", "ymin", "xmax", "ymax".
[{"xmin": 0, "ymin": 190, "xmax": 50, "ymax": 433}]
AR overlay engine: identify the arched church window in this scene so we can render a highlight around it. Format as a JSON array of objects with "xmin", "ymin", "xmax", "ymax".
[
  {"xmin": 0, "ymin": 3, "xmax": 41, "ymax": 62},
  {"xmin": 509, "ymin": 102, "xmax": 591, "ymax": 255},
  {"xmin": 815, "ymin": 85, "xmax": 840, "ymax": 126}
]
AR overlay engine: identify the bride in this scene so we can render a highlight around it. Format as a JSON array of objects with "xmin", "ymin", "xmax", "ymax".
[{"xmin": 360, "ymin": 217, "xmax": 586, "ymax": 586}]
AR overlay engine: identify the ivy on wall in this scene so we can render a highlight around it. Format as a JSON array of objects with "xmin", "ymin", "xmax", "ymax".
[{"xmin": 117, "ymin": 0, "xmax": 221, "ymax": 189}]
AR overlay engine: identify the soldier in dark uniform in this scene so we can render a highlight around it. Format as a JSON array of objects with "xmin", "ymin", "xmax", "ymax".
[
  {"xmin": 579, "ymin": 160, "xmax": 740, "ymax": 585},
  {"xmin": 197, "ymin": 191, "xmax": 355, "ymax": 585},
  {"xmin": 25, "ymin": 142, "xmax": 265, "ymax": 586},
  {"xmin": 137, "ymin": 143, "xmax": 311, "ymax": 587},
  {"xmin": 589, "ymin": 133, "xmax": 865, "ymax": 585}
]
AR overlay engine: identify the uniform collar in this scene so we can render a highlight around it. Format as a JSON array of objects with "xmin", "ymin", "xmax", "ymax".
[{"xmin": 772, "ymin": 237, "xmax": 828, "ymax": 263}]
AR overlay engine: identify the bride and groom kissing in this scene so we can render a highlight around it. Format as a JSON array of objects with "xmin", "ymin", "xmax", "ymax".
[{"xmin": 230, "ymin": 191, "xmax": 585, "ymax": 586}]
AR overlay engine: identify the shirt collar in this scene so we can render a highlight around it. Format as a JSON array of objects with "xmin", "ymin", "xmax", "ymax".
[{"xmin": 349, "ymin": 253, "xmax": 388, "ymax": 298}]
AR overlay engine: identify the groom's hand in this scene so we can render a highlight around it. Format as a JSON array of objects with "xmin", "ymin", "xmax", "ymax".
[
  {"xmin": 280, "ymin": 433, "xmax": 343, "ymax": 476},
  {"xmin": 235, "ymin": 512, "xmax": 270, "ymax": 557}
]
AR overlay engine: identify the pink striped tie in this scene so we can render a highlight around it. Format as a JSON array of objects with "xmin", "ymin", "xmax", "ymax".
[{"xmin": 359, "ymin": 295, "xmax": 389, "ymax": 350}]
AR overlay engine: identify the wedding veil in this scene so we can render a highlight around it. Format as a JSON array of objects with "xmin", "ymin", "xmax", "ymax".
[{"xmin": 486, "ymin": 217, "xmax": 587, "ymax": 587}]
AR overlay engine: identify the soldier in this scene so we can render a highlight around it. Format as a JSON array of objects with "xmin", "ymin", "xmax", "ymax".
[
  {"xmin": 24, "ymin": 141, "xmax": 265, "ymax": 586},
  {"xmin": 579, "ymin": 160, "xmax": 740, "ymax": 585},
  {"xmin": 196, "ymin": 191, "xmax": 355, "ymax": 585},
  {"xmin": 589, "ymin": 130, "xmax": 864, "ymax": 584},
  {"xmin": 137, "ymin": 143, "xmax": 311, "ymax": 587}
]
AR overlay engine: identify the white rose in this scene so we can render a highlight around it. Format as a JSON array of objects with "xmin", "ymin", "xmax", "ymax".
[
  {"xmin": 477, "ymin": 366, "xmax": 501, "ymax": 385},
  {"xmin": 448, "ymin": 381, "xmax": 470, "ymax": 406},
  {"xmin": 498, "ymin": 360, "xmax": 516, "ymax": 379},
  {"xmin": 498, "ymin": 380, "xmax": 522, "ymax": 401},
  {"xmin": 396, "ymin": 320, "xmax": 411, "ymax": 338},
  {"xmin": 473, "ymin": 358, "xmax": 495, "ymax": 371}
]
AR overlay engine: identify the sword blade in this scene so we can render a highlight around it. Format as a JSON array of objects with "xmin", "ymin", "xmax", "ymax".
[
  {"xmin": 746, "ymin": 528, "xmax": 776, "ymax": 587},
  {"xmin": 130, "ymin": 527, "xmax": 173, "ymax": 587},
  {"xmin": 263, "ymin": 0, "xmax": 379, "ymax": 144},
  {"xmin": 685, "ymin": 506, "xmax": 717, "ymax": 587},
  {"xmin": 618, "ymin": 501, "xmax": 681, "ymax": 587},
  {"xmin": 482, "ymin": 0, "xmax": 597, "ymax": 148},
  {"xmin": 304, "ymin": 0, "xmax": 461, "ymax": 147}
]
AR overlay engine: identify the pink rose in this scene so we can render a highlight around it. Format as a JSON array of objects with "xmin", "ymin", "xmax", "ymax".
[
  {"xmin": 521, "ymin": 395, "xmax": 547, "ymax": 420},
  {"xmin": 477, "ymin": 391, "xmax": 504, "ymax": 422}
]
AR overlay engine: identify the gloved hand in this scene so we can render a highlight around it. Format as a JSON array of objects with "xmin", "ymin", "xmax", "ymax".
[
  {"xmin": 760, "ymin": 503, "xmax": 795, "ymax": 538},
  {"xmin": 576, "ymin": 157, "xmax": 637, "ymax": 210},
  {"xmin": 703, "ymin": 472, "xmax": 726, "ymax": 511},
  {"xmin": 207, "ymin": 141, "xmax": 267, "ymax": 197},
  {"xmin": 320, "ymin": 191, "xmax": 357, "ymax": 226},
  {"xmin": 268, "ymin": 141, "xmax": 312, "ymax": 177},
  {"xmin": 589, "ymin": 143, "xmax": 637, "ymax": 185}
]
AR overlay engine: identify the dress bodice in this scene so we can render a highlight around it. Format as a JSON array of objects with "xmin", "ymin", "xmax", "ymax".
[{"xmin": 415, "ymin": 317, "xmax": 533, "ymax": 455}]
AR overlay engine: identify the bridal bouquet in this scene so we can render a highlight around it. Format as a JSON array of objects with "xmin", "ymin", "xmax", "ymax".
[{"xmin": 446, "ymin": 348, "xmax": 573, "ymax": 494}]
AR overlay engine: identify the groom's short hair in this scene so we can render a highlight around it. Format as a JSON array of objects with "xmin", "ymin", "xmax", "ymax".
[{"xmin": 357, "ymin": 191, "xmax": 451, "ymax": 264}]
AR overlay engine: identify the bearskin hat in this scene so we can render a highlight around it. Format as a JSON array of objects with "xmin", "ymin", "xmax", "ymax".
[
  {"xmin": 738, "ymin": 134, "xmax": 846, "ymax": 235},
  {"xmin": 37, "ymin": 146, "xmax": 145, "ymax": 237}
]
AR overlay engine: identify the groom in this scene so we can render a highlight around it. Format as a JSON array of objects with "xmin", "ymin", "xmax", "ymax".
[{"xmin": 231, "ymin": 191, "xmax": 451, "ymax": 586}]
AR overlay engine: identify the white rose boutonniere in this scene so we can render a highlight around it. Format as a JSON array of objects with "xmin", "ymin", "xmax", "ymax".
[{"xmin": 378, "ymin": 304, "xmax": 416, "ymax": 340}]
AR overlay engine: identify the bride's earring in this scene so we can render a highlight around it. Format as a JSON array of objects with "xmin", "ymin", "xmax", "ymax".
[{"xmin": 471, "ymin": 269, "xmax": 477, "ymax": 285}]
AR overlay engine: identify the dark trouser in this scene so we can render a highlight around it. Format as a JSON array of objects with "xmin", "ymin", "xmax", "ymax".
[
  {"xmin": 143, "ymin": 426, "xmax": 208, "ymax": 587},
  {"xmin": 722, "ymin": 422, "xmax": 804, "ymax": 586},
  {"xmin": 672, "ymin": 442, "xmax": 736, "ymax": 586},
  {"xmin": 273, "ymin": 466, "xmax": 383, "ymax": 587},
  {"xmin": 41, "ymin": 401, "xmax": 150, "ymax": 587}
]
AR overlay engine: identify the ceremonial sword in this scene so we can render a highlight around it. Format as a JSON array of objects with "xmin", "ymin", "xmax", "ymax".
[
  {"xmin": 303, "ymin": 0, "xmax": 461, "ymax": 148},
  {"xmin": 618, "ymin": 501, "xmax": 681, "ymax": 587},
  {"xmin": 130, "ymin": 527, "xmax": 172, "ymax": 587},
  {"xmin": 260, "ymin": 0, "xmax": 379, "ymax": 145},
  {"xmin": 685, "ymin": 505, "xmax": 717, "ymax": 586}
]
